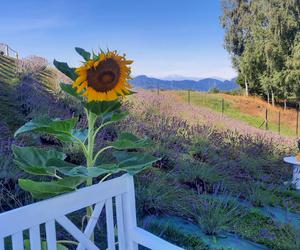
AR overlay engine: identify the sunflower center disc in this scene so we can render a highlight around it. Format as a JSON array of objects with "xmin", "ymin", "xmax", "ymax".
[{"xmin": 87, "ymin": 58, "xmax": 121, "ymax": 92}]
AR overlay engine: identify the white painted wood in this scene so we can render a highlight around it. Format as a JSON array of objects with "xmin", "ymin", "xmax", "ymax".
[
  {"xmin": 29, "ymin": 225, "xmax": 41, "ymax": 250},
  {"xmin": 133, "ymin": 228, "xmax": 184, "ymax": 250},
  {"xmin": 105, "ymin": 198, "xmax": 115, "ymax": 250},
  {"xmin": 45, "ymin": 220, "xmax": 57, "ymax": 250},
  {"xmin": 284, "ymin": 156, "xmax": 300, "ymax": 165},
  {"xmin": 77, "ymin": 201, "xmax": 105, "ymax": 250},
  {"xmin": 56, "ymin": 216, "xmax": 98, "ymax": 250},
  {"xmin": 115, "ymin": 195, "xmax": 126, "ymax": 250},
  {"xmin": 292, "ymin": 165, "xmax": 300, "ymax": 189},
  {"xmin": 122, "ymin": 175, "xmax": 138, "ymax": 250},
  {"xmin": 0, "ymin": 174, "xmax": 183, "ymax": 250},
  {"xmin": 284, "ymin": 157, "xmax": 300, "ymax": 189},
  {"xmin": 0, "ymin": 175, "xmax": 126, "ymax": 238},
  {"xmin": 0, "ymin": 238, "xmax": 4, "ymax": 250},
  {"xmin": 12, "ymin": 232, "xmax": 24, "ymax": 250}
]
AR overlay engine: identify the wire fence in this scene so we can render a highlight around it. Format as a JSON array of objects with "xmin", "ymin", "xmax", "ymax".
[{"xmin": 156, "ymin": 87, "xmax": 300, "ymax": 137}]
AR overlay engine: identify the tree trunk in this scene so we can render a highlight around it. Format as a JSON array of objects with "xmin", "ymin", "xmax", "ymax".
[
  {"xmin": 271, "ymin": 90, "xmax": 275, "ymax": 107},
  {"xmin": 245, "ymin": 77, "xmax": 249, "ymax": 96},
  {"xmin": 284, "ymin": 99, "xmax": 287, "ymax": 110},
  {"xmin": 267, "ymin": 92, "xmax": 270, "ymax": 104}
]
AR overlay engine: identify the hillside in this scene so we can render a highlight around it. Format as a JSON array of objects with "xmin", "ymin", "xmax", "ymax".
[
  {"xmin": 0, "ymin": 55, "xmax": 64, "ymax": 131},
  {"xmin": 130, "ymin": 75, "xmax": 239, "ymax": 92},
  {"xmin": 173, "ymin": 90, "xmax": 298, "ymax": 137},
  {"xmin": 0, "ymin": 55, "xmax": 299, "ymax": 250},
  {"xmin": 0, "ymin": 55, "xmax": 17, "ymax": 83}
]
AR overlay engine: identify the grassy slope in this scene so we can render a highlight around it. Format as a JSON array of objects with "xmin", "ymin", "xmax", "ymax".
[
  {"xmin": 174, "ymin": 90, "xmax": 296, "ymax": 137},
  {"xmin": 0, "ymin": 55, "xmax": 17, "ymax": 82},
  {"xmin": 0, "ymin": 55, "xmax": 59, "ymax": 131},
  {"xmin": 0, "ymin": 56, "xmax": 24, "ymax": 129}
]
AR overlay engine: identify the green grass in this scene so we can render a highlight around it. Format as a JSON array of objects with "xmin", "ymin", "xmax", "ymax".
[
  {"xmin": 0, "ymin": 55, "xmax": 17, "ymax": 83},
  {"xmin": 176, "ymin": 91, "xmax": 295, "ymax": 137},
  {"xmin": 235, "ymin": 210, "xmax": 300, "ymax": 250}
]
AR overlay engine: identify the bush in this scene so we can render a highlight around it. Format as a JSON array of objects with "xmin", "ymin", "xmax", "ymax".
[
  {"xmin": 209, "ymin": 87, "xmax": 220, "ymax": 93},
  {"xmin": 191, "ymin": 194, "xmax": 244, "ymax": 235},
  {"xmin": 175, "ymin": 161, "xmax": 225, "ymax": 194},
  {"xmin": 235, "ymin": 211, "xmax": 300, "ymax": 250},
  {"xmin": 136, "ymin": 169, "xmax": 188, "ymax": 217},
  {"xmin": 142, "ymin": 217, "xmax": 209, "ymax": 250},
  {"xmin": 245, "ymin": 182, "xmax": 276, "ymax": 207},
  {"xmin": 17, "ymin": 56, "xmax": 48, "ymax": 80}
]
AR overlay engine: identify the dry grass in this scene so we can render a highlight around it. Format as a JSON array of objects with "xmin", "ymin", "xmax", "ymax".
[
  {"xmin": 170, "ymin": 90, "xmax": 298, "ymax": 137},
  {"xmin": 219, "ymin": 93, "xmax": 298, "ymax": 132}
]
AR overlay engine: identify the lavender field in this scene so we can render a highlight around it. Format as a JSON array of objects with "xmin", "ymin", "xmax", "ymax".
[{"xmin": 1, "ymin": 63, "xmax": 300, "ymax": 249}]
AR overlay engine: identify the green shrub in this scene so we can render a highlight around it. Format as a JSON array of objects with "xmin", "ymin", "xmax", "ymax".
[
  {"xmin": 143, "ymin": 218, "xmax": 209, "ymax": 250},
  {"xmin": 189, "ymin": 137, "xmax": 218, "ymax": 163},
  {"xmin": 136, "ymin": 169, "xmax": 188, "ymax": 217},
  {"xmin": 245, "ymin": 183, "xmax": 276, "ymax": 207},
  {"xmin": 235, "ymin": 210, "xmax": 300, "ymax": 250},
  {"xmin": 191, "ymin": 195, "xmax": 244, "ymax": 235},
  {"xmin": 175, "ymin": 161, "xmax": 225, "ymax": 194}
]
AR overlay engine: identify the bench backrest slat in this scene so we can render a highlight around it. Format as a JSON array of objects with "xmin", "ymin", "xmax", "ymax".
[
  {"xmin": 105, "ymin": 198, "xmax": 116, "ymax": 250},
  {"xmin": 29, "ymin": 225, "xmax": 41, "ymax": 250},
  {"xmin": 45, "ymin": 220, "xmax": 57, "ymax": 250},
  {"xmin": 12, "ymin": 232, "xmax": 24, "ymax": 250},
  {"xmin": 116, "ymin": 195, "xmax": 126, "ymax": 250}
]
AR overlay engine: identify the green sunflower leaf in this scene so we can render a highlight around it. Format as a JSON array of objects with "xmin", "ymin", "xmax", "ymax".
[
  {"xmin": 84, "ymin": 101, "xmax": 122, "ymax": 116},
  {"xmin": 53, "ymin": 60, "xmax": 77, "ymax": 81},
  {"xmin": 13, "ymin": 145, "xmax": 66, "ymax": 176},
  {"xmin": 60, "ymin": 82, "xmax": 84, "ymax": 101},
  {"xmin": 92, "ymin": 52, "xmax": 99, "ymax": 60},
  {"xmin": 116, "ymin": 89, "xmax": 137, "ymax": 96},
  {"xmin": 110, "ymin": 132, "xmax": 152, "ymax": 150},
  {"xmin": 112, "ymin": 151, "xmax": 160, "ymax": 175},
  {"xmin": 14, "ymin": 117, "xmax": 78, "ymax": 142},
  {"xmin": 72, "ymin": 128, "xmax": 88, "ymax": 142},
  {"xmin": 18, "ymin": 177, "xmax": 85, "ymax": 199},
  {"xmin": 46, "ymin": 158, "xmax": 111, "ymax": 178},
  {"xmin": 103, "ymin": 111, "xmax": 129, "ymax": 123},
  {"xmin": 75, "ymin": 47, "xmax": 91, "ymax": 61}
]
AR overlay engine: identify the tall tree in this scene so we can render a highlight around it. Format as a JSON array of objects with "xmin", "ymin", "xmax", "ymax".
[
  {"xmin": 221, "ymin": 0, "xmax": 252, "ymax": 95},
  {"xmin": 221, "ymin": 0, "xmax": 300, "ymax": 104}
]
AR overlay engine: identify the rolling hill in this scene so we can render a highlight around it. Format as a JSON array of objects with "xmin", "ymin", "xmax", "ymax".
[{"xmin": 130, "ymin": 75, "xmax": 239, "ymax": 92}]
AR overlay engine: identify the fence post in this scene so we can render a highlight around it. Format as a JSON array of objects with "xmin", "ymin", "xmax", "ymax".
[
  {"xmin": 297, "ymin": 104, "xmax": 299, "ymax": 137},
  {"xmin": 278, "ymin": 111, "xmax": 281, "ymax": 135},
  {"xmin": 188, "ymin": 89, "xmax": 191, "ymax": 104},
  {"xmin": 221, "ymin": 98, "xmax": 224, "ymax": 116},
  {"xmin": 265, "ymin": 108, "xmax": 268, "ymax": 130}
]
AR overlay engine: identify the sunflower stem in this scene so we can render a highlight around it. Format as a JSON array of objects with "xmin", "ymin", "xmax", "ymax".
[{"xmin": 85, "ymin": 109, "xmax": 97, "ymax": 242}]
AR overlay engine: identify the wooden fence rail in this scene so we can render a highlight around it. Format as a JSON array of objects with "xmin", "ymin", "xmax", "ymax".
[{"xmin": 0, "ymin": 43, "xmax": 18, "ymax": 59}]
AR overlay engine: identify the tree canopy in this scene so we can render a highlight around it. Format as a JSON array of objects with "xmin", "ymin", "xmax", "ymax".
[{"xmin": 221, "ymin": 0, "xmax": 300, "ymax": 105}]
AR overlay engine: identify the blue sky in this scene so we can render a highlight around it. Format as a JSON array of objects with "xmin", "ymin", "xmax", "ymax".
[{"xmin": 1, "ymin": 0, "xmax": 236, "ymax": 79}]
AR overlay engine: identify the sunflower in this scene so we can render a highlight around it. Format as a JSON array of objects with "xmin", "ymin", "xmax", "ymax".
[{"xmin": 73, "ymin": 50, "xmax": 133, "ymax": 102}]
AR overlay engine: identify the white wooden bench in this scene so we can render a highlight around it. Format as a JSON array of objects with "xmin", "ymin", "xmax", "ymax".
[{"xmin": 0, "ymin": 174, "xmax": 183, "ymax": 250}]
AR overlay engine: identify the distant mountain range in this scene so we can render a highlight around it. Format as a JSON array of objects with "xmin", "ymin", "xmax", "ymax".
[{"xmin": 130, "ymin": 75, "xmax": 239, "ymax": 92}]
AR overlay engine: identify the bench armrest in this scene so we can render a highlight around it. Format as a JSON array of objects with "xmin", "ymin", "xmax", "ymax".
[{"xmin": 132, "ymin": 227, "xmax": 184, "ymax": 250}]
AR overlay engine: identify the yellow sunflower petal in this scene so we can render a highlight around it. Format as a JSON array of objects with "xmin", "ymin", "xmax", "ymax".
[
  {"xmin": 76, "ymin": 81, "xmax": 87, "ymax": 93},
  {"xmin": 73, "ymin": 75, "xmax": 86, "ymax": 87}
]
